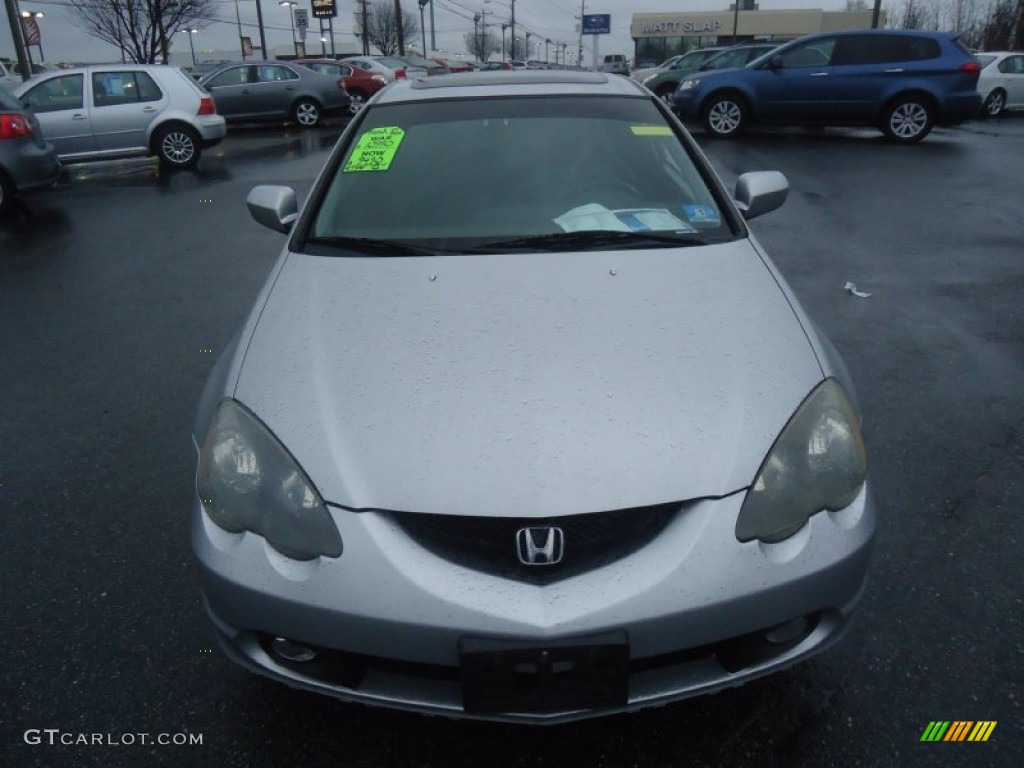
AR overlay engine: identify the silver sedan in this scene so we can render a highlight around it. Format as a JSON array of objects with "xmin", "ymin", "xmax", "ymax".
[{"xmin": 192, "ymin": 71, "xmax": 875, "ymax": 724}]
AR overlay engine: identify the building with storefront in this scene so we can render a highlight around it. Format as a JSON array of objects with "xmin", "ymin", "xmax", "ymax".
[{"xmin": 631, "ymin": 6, "xmax": 886, "ymax": 65}]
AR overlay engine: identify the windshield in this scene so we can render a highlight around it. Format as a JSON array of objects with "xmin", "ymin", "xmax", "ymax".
[
  {"xmin": 305, "ymin": 95, "xmax": 737, "ymax": 254},
  {"xmin": 373, "ymin": 57, "xmax": 407, "ymax": 69}
]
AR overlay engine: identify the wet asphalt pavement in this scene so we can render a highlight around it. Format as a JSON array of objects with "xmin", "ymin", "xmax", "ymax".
[{"xmin": 1, "ymin": 114, "xmax": 1022, "ymax": 768}]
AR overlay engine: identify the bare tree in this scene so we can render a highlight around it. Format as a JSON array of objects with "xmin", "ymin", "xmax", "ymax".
[
  {"xmin": 977, "ymin": 0, "xmax": 1019, "ymax": 47},
  {"xmin": 357, "ymin": 0, "xmax": 420, "ymax": 56},
  {"xmin": 506, "ymin": 35, "xmax": 527, "ymax": 61},
  {"xmin": 845, "ymin": 0, "xmax": 869, "ymax": 10},
  {"xmin": 464, "ymin": 30, "xmax": 500, "ymax": 62},
  {"xmin": 67, "ymin": 0, "xmax": 215, "ymax": 64},
  {"xmin": 890, "ymin": 0, "xmax": 939, "ymax": 28}
]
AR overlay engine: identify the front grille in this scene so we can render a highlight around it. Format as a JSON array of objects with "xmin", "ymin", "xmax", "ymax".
[{"xmin": 391, "ymin": 502, "xmax": 681, "ymax": 584}]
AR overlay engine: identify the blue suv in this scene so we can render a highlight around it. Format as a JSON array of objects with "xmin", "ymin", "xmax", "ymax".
[{"xmin": 673, "ymin": 29, "xmax": 982, "ymax": 143}]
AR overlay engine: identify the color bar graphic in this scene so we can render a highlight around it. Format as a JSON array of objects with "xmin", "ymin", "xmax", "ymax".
[{"xmin": 920, "ymin": 721, "xmax": 996, "ymax": 742}]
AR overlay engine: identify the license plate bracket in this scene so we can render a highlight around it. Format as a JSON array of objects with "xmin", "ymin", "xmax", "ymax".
[{"xmin": 459, "ymin": 631, "xmax": 629, "ymax": 715}]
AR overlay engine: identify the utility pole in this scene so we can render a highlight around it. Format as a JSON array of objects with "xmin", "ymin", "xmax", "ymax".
[
  {"xmin": 394, "ymin": 0, "xmax": 405, "ymax": 55},
  {"xmin": 255, "ymin": 0, "xmax": 269, "ymax": 59},
  {"xmin": 3, "ymin": 0, "xmax": 31, "ymax": 80},
  {"xmin": 430, "ymin": 0, "xmax": 436, "ymax": 49},
  {"xmin": 577, "ymin": 0, "xmax": 584, "ymax": 70},
  {"xmin": 234, "ymin": 0, "xmax": 246, "ymax": 59},
  {"xmin": 359, "ymin": 0, "xmax": 369, "ymax": 54},
  {"xmin": 509, "ymin": 0, "xmax": 515, "ymax": 60},
  {"xmin": 480, "ymin": 9, "xmax": 490, "ymax": 62}
]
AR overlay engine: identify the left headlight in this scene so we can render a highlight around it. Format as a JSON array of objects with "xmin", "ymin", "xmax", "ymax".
[
  {"xmin": 735, "ymin": 379, "xmax": 867, "ymax": 544},
  {"xmin": 196, "ymin": 399, "xmax": 343, "ymax": 561},
  {"xmin": 678, "ymin": 78, "xmax": 700, "ymax": 91}
]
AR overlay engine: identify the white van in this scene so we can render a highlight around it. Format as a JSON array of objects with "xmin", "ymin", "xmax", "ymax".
[{"xmin": 601, "ymin": 54, "xmax": 629, "ymax": 75}]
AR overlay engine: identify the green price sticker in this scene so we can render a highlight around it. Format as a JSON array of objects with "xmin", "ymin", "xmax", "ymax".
[{"xmin": 343, "ymin": 126, "xmax": 405, "ymax": 172}]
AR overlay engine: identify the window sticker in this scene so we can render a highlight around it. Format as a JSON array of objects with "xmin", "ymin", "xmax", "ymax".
[
  {"xmin": 554, "ymin": 204, "xmax": 696, "ymax": 233},
  {"xmin": 614, "ymin": 208, "xmax": 696, "ymax": 232},
  {"xmin": 343, "ymin": 126, "xmax": 405, "ymax": 172},
  {"xmin": 630, "ymin": 125, "xmax": 674, "ymax": 136},
  {"xmin": 682, "ymin": 204, "xmax": 721, "ymax": 225}
]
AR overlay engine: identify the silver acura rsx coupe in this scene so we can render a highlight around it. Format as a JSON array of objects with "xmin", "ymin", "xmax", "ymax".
[{"xmin": 192, "ymin": 71, "xmax": 875, "ymax": 724}]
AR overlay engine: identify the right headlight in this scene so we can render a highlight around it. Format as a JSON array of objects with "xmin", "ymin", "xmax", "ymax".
[
  {"xmin": 679, "ymin": 78, "xmax": 700, "ymax": 91},
  {"xmin": 196, "ymin": 399, "xmax": 343, "ymax": 561},
  {"xmin": 735, "ymin": 379, "xmax": 867, "ymax": 543}
]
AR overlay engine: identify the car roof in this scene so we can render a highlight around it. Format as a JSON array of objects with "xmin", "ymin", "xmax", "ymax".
[
  {"xmin": 377, "ymin": 70, "xmax": 647, "ymax": 104},
  {"xmin": 23, "ymin": 63, "xmax": 184, "ymax": 75},
  {"xmin": 800, "ymin": 28, "xmax": 959, "ymax": 41}
]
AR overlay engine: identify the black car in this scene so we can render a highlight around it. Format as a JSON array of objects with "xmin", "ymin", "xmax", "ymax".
[{"xmin": 0, "ymin": 87, "xmax": 59, "ymax": 215}]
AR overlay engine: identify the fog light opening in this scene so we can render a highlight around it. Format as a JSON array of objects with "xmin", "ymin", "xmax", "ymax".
[
  {"xmin": 271, "ymin": 637, "xmax": 317, "ymax": 663},
  {"xmin": 764, "ymin": 616, "xmax": 811, "ymax": 645}
]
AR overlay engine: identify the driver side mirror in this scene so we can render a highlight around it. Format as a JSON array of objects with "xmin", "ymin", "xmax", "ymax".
[
  {"xmin": 734, "ymin": 171, "xmax": 788, "ymax": 220},
  {"xmin": 247, "ymin": 185, "xmax": 299, "ymax": 233},
  {"xmin": 767, "ymin": 54, "xmax": 783, "ymax": 70}
]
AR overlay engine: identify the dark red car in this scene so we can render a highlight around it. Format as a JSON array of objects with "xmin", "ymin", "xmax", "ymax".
[
  {"xmin": 294, "ymin": 59, "xmax": 389, "ymax": 115},
  {"xmin": 431, "ymin": 56, "xmax": 474, "ymax": 73}
]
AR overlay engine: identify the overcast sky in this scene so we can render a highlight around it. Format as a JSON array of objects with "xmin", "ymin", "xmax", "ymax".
[{"xmin": 2, "ymin": 0, "xmax": 849, "ymax": 66}]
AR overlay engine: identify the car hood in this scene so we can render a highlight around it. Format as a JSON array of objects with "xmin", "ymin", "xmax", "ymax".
[{"xmin": 234, "ymin": 243, "xmax": 823, "ymax": 517}]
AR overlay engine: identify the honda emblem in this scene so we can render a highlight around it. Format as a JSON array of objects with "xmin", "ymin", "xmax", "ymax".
[{"xmin": 516, "ymin": 527, "xmax": 564, "ymax": 566}]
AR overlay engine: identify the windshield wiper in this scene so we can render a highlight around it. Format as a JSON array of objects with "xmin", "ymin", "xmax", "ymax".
[
  {"xmin": 471, "ymin": 230, "xmax": 712, "ymax": 253},
  {"xmin": 303, "ymin": 236, "xmax": 455, "ymax": 256}
]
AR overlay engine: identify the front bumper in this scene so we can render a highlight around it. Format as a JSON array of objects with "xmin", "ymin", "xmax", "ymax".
[{"xmin": 193, "ymin": 485, "xmax": 875, "ymax": 724}]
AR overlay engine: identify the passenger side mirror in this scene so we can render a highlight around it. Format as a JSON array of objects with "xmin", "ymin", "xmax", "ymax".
[
  {"xmin": 734, "ymin": 171, "xmax": 788, "ymax": 220},
  {"xmin": 247, "ymin": 185, "xmax": 299, "ymax": 233}
]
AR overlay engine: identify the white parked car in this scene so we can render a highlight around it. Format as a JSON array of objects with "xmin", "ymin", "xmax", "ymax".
[
  {"xmin": 630, "ymin": 54, "xmax": 684, "ymax": 83},
  {"xmin": 1, "ymin": 59, "xmax": 23, "ymax": 89},
  {"xmin": 975, "ymin": 51, "xmax": 1024, "ymax": 117}
]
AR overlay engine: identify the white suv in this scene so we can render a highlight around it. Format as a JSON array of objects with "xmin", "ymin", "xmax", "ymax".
[
  {"xmin": 601, "ymin": 54, "xmax": 629, "ymax": 75},
  {"xmin": 14, "ymin": 64, "xmax": 226, "ymax": 168},
  {"xmin": 1, "ymin": 60, "xmax": 21, "ymax": 89}
]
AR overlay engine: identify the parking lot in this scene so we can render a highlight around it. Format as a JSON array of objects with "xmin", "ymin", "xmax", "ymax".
[{"xmin": 1, "ymin": 113, "xmax": 1022, "ymax": 767}]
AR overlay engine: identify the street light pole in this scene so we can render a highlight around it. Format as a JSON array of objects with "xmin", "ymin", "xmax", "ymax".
[
  {"xmin": 419, "ymin": 0, "xmax": 427, "ymax": 54},
  {"xmin": 182, "ymin": 27, "xmax": 198, "ymax": 66},
  {"xmin": 280, "ymin": 1, "xmax": 297, "ymax": 57},
  {"xmin": 429, "ymin": 0, "xmax": 436, "ymax": 50},
  {"xmin": 21, "ymin": 10, "xmax": 44, "ymax": 61},
  {"xmin": 20, "ymin": 10, "xmax": 45, "ymax": 62}
]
